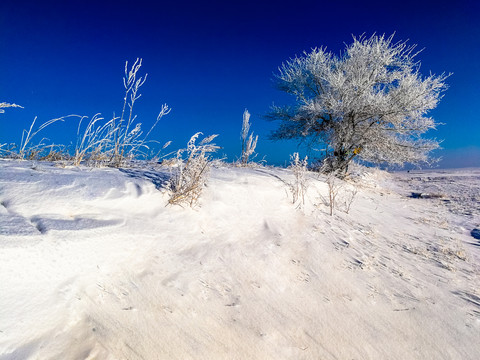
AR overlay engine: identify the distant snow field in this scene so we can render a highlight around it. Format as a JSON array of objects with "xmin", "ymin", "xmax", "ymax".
[{"xmin": 0, "ymin": 159, "xmax": 479, "ymax": 359}]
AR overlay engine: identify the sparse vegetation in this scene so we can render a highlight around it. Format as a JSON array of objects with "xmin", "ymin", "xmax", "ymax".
[{"xmin": 0, "ymin": 59, "xmax": 170, "ymax": 167}]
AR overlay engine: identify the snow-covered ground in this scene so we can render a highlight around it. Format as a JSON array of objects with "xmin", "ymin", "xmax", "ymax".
[{"xmin": 0, "ymin": 159, "xmax": 479, "ymax": 359}]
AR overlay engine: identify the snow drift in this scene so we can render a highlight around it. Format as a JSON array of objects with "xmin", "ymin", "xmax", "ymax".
[{"xmin": 0, "ymin": 160, "xmax": 479, "ymax": 359}]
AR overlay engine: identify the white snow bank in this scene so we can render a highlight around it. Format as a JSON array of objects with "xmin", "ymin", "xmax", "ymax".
[{"xmin": 0, "ymin": 160, "xmax": 479, "ymax": 359}]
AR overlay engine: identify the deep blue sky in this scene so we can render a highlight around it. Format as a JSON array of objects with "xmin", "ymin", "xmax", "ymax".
[{"xmin": 1, "ymin": 0, "xmax": 479, "ymax": 167}]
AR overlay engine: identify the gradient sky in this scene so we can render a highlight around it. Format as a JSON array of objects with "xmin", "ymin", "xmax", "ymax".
[{"xmin": 1, "ymin": 0, "xmax": 479, "ymax": 167}]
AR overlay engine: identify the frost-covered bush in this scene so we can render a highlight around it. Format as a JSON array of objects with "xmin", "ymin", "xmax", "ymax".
[
  {"xmin": 269, "ymin": 34, "xmax": 449, "ymax": 174},
  {"xmin": 168, "ymin": 132, "xmax": 219, "ymax": 207}
]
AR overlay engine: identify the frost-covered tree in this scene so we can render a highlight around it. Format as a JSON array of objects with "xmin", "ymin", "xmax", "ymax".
[{"xmin": 269, "ymin": 34, "xmax": 449, "ymax": 173}]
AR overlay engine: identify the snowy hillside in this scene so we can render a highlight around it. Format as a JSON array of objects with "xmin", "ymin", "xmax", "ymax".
[{"xmin": 0, "ymin": 159, "xmax": 479, "ymax": 359}]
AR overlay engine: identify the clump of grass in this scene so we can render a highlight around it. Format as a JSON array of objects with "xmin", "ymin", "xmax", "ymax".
[
  {"xmin": 0, "ymin": 59, "xmax": 171, "ymax": 166},
  {"xmin": 18, "ymin": 116, "xmax": 69, "ymax": 160},
  {"xmin": 73, "ymin": 58, "xmax": 171, "ymax": 167},
  {"xmin": 239, "ymin": 109, "xmax": 258, "ymax": 166},
  {"xmin": 288, "ymin": 152, "xmax": 309, "ymax": 207},
  {"xmin": 1, "ymin": 100, "xmax": 71, "ymax": 161},
  {"xmin": 39, "ymin": 145, "xmax": 70, "ymax": 162},
  {"xmin": 0, "ymin": 115, "xmax": 76, "ymax": 160},
  {"xmin": 0, "ymin": 101, "xmax": 77, "ymax": 160},
  {"xmin": 73, "ymin": 114, "xmax": 113, "ymax": 166},
  {"xmin": 168, "ymin": 132, "xmax": 219, "ymax": 207}
]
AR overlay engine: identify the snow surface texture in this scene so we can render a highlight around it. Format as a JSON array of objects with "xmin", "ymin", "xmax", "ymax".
[{"xmin": 0, "ymin": 160, "xmax": 479, "ymax": 359}]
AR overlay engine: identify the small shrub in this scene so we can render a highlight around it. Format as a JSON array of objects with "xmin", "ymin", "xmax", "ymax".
[
  {"xmin": 340, "ymin": 185, "xmax": 358, "ymax": 214},
  {"xmin": 168, "ymin": 133, "xmax": 219, "ymax": 207},
  {"xmin": 318, "ymin": 171, "xmax": 358, "ymax": 215},
  {"xmin": 325, "ymin": 173, "xmax": 342, "ymax": 216}
]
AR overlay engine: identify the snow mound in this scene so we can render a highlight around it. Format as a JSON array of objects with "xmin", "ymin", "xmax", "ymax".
[{"xmin": 0, "ymin": 160, "xmax": 479, "ymax": 359}]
